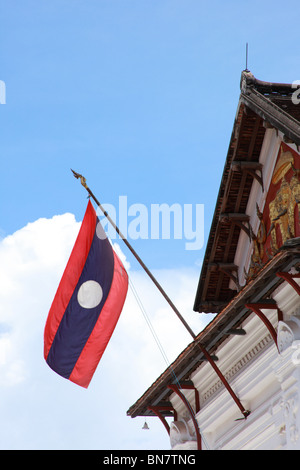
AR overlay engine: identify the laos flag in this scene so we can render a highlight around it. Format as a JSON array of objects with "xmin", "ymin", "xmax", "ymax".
[{"xmin": 44, "ymin": 200, "xmax": 128, "ymax": 388}]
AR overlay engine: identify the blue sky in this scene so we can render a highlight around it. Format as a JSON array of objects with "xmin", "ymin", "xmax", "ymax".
[
  {"xmin": 0, "ymin": 0, "xmax": 300, "ymax": 450},
  {"xmin": 1, "ymin": 0, "xmax": 299, "ymax": 269}
]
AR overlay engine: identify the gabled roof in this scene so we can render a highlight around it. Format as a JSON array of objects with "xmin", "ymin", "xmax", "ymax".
[{"xmin": 193, "ymin": 71, "xmax": 300, "ymax": 314}]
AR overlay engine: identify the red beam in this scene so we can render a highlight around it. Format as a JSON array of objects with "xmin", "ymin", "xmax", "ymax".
[
  {"xmin": 178, "ymin": 383, "xmax": 200, "ymax": 414},
  {"xmin": 197, "ymin": 343, "xmax": 250, "ymax": 419},
  {"xmin": 168, "ymin": 384, "xmax": 202, "ymax": 450},
  {"xmin": 246, "ymin": 302, "xmax": 282, "ymax": 351},
  {"xmin": 147, "ymin": 406, "xmax": 176, "ymax": 435},
  {"xmin": 277, "ymin": 272, "xmax": 300, "ymax": 296}
]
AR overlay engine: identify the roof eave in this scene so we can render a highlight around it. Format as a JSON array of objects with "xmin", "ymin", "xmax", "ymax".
[{"xmin": 127, "ymin": 240, "xmax": 300, "ymax": 418}]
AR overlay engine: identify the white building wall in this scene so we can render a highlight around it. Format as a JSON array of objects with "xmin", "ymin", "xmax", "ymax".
[
  {"xmin": 131, "ymin": 91, "xmax": 300, "ymax": 451},
  {"xmin": 170, "ymin": 279, "xmax": 300, "ymax": 450},
  {"xmin": 169, "ymin": 128, "xmax": 300, "ymax": 450}
]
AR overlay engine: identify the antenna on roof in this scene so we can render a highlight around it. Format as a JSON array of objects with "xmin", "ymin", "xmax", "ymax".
[{"xmin": 245, "ymin": 42, "xmax": 249, "ymax": 71}]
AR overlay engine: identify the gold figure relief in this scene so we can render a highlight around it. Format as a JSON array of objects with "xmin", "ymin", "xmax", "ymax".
[
  {"xmin": 255, "ymin": 204, "xmax": 266, "ymax": 257},
  {"xmin": 290, "ymin": 166, "xmax": 300, "ymax": 219},
  {"xmin": 246, "ymin": 144, "xmax": 300, "ymax": 281},
  {"xmin": 245, "ymin": 205, "xmax": 266, "ymax": 280},
  {"xmin": 268, "ymin": 175, "xmax": 294, "ymax": 252},
  {"xmin": 271, "ymin": 148, "xmax": 294, "ymax": 185}
]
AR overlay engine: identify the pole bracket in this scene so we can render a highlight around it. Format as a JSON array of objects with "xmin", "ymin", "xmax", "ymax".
[
  {"xmin": 276, "ymin": 271, "xmax": 300, "ymax": 296},
  {"xmin": 245, "ymin": 301, "xmax": 283, "ymax": 351}
]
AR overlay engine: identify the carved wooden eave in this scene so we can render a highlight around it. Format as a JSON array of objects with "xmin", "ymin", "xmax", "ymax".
[
  {"xmin": 219, "ymin": 213, "xmax": 252, "ymax": 240},
  {"xmin": 193, "ymin": 71, "xmax": 300, "ymax": 314},
  {"xmin": 240, "ymin": 73, "xmax": 300, "ymax": 146}
]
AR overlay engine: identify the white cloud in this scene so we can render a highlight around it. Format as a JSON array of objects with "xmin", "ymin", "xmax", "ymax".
[
  {"xmin": 0, "ymin": 214, "xmax": 80, "ymax": 388},
  {"xmin": 0, "ymin": 212, "xmax": 212, "ymax": 450}
]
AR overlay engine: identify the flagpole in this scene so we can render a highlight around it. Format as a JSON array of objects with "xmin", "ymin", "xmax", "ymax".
[
  {"xmin": 71, "ymin": 169, "xmax": 250, "ymax": 419},
  {"xmin": 71, "ymin": 169, "xmax": 196, "ymax": 338}
]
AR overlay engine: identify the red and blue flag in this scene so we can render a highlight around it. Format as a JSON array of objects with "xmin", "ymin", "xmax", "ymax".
[{"xmin": 44, "ymin": 200, "xmax": 128, "ymax": 388}]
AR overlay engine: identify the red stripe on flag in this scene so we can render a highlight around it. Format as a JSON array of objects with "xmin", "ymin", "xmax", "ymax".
[
  {"xmin": 68, "ymin": 250, "xmax": 128, "ymax": 388},
  {"xmin": 44, "ymin": 201, "xmax": 97, "ymax": 360}
]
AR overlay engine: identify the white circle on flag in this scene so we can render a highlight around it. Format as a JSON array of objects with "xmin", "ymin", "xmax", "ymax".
[
  {"xmin": 96, "ymin": 221, "xmax": 107, "ymax": 240},
  {"xmin": 77, "ymin": 280, "xmax": 103, "ymax": 309}
]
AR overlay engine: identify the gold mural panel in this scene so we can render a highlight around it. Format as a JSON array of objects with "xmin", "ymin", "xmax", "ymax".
[{"xmin": 246, "ymin": 143, "xmax": 300, "ymax": 281}]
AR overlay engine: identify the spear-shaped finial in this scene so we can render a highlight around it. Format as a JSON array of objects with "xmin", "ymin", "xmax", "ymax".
[{"xmin": 71, "ymin": 169, "xmax": 88, "ymax": 189}]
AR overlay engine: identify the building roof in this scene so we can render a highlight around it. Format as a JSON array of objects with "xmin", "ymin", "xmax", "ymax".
[
  {"xmin": 127, "ymin": 71, "xmax": 300, "ymax": 420},
  {"xmin": 193, "ymin": 71, "xmax": 300, "ymax": 314}
]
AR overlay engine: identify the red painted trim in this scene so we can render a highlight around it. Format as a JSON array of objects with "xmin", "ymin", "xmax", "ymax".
[
  {"xmin": 277, "ymin": 272, "xmax": 300, "ymax": 296},
  {"xmin": 147, "ymin": 406, "xmax": 177, "ymax": 435},
  {"xmin": 246, "ymin": 303, "xmax": 281, "ymax": 351},
  {"xmin": 178, "ymin": 383, "xmax": 200, "ymax": 414}
]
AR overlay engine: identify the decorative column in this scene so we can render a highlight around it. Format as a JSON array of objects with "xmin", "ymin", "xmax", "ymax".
[{"xmin": 273, "ymin": 317, "xmax": 300, "ymax": 449}]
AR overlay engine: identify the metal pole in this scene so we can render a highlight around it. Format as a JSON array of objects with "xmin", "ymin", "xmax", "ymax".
[
  {"xmin": 71, "ymin": 169, "xmax": 195, "ymax": 338},
  {"xmin": 71, "ymin": 169, "xmax": 250, "ymax": 419}
]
